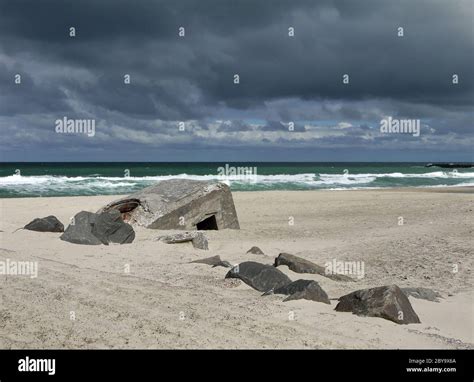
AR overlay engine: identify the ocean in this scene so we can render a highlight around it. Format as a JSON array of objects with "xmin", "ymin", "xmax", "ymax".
[{"xmin": 0, "ymin": 162, "xmax": 473, "ymax": 198}]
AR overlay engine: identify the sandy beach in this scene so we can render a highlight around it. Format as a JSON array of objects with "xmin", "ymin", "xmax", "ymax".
[{"xmin": 0, "ymin": 188, "xmax": 472, "ymax": 349}]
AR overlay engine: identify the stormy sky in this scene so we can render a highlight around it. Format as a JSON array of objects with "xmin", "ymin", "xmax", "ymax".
[{"xmin": 0, "ymin": 0, "xmax": 472, "ymax": 162}]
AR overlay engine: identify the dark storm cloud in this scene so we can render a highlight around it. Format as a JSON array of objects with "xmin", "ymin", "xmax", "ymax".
[{"xmin": 0, "ymin": 0, "xmax": 472, "ymax": 161}]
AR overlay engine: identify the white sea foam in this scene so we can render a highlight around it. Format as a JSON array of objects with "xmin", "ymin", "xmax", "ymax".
[
  {"xmin": 319, "ymin": 171, "xmax": 474, "ymax": 179},
  {"xmin": 0, "ymin": 171, "xmax": 473, "ymax": 195}
]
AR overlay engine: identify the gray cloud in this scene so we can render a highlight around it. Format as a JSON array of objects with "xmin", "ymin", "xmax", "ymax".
[{"xmin": 0, "ymin": 0, "xmax": 472, "ymax": 161}]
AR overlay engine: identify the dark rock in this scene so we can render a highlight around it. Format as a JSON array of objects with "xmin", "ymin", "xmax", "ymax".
[
  {"xmin": 60, "ymin": 211, "xmax": 135, "ymax": 245},
  {"xmin": 274, "ymin": 253, "xmax": 354, "ymax": 282},
  {"xmin": 156, "ymin": 231, "xmax": 208, "ymax": 250},
  {"xmin": 60, "ymin": 211, "xmax": 102, "ymax": 245},
  {"xmin": 335, "ymin": 285, "xmax": 421, "ymax": 324},
  {"xmin": 402, "ymin": 287, "xmax": 442, "ymax": 302},
  {"xmin": 270, "ymin": 279, "xmax": 330, "ymax": 304},
  {"xmin": 225, "ymin": 261, "xmax": 292, "ymax": 293},
  {"xmin": 24, "ymin": 216, "xmax": 64, "ymax": 233},
  {"xmin": 246, "ymin": 246, "xmax": 264, "ymax": 255},
  {"xmin": 91, "ymin": 210, "xmax": 135, "ymax": 245}
]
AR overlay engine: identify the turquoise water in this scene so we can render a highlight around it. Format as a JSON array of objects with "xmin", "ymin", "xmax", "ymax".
[{"xmin": 0, "ymin": 162, "xmax": 473, "ymax": 198}]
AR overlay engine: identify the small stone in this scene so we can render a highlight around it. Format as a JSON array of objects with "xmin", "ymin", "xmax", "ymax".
[
  {"xmin": 246, "ymin": 246, "xmax": 264, "ymax": 255},
  {"xmin": 156, "ymin": 231, "xmax": 208, "ymax": 250},
  {"xmin": 274, "ymin": 253, "xmax": 354, "ymax": 282},
  {"xmin": 402, "ymin": 287, "xmax": 442, "ymax": 302}
]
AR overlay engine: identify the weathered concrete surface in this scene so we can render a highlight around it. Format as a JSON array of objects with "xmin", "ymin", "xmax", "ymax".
[
  {"xmin": 98, "ymin": 179, "xmax": 240, "ymax": 230},
  {"xmin": 155, "ymin": 231, "xmax": 209, "ymax": 250}
]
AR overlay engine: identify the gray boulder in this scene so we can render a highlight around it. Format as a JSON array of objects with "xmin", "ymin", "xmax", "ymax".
[
  {"xmin": 274, "ymin": 253, "xmax": 354, "ymax": 282},
  {"xmin": 24, "ymin": 216, "xmax": 64, "ymax": 232},
  {"xmin": 60, "ymin": 211, "xmax": 102, "ymax": 245},
  {"xmin": 97, "ymin": 179, "xmax": 240, "ymax": 230},
  {"xmin": 246, "ymin": 246, "xmax": 264, "ymax": 255},
  {"xmin": 91, "ymin": 210, "xmax": 135, "ymax": 245},
  {"xmin": 225, "ymin": 261, "xmax": 292, "ymax": 293},
  {"xmin": 156, "ymin": 231, "xmax": 208, "ymax": 250},
  {"xmin": 335, "ymin": 285, "xmax": 421, "ymax": 324},
  {"xmin": 268, "ymin": 279, "xmax": 330, "ymax": 304},
  {"xmin": 60, "ymin": 210, "xmax": 135, "ymax": 245}
]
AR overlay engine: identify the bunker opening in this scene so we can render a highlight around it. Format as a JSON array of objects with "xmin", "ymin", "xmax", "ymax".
[
  {"xmin": 196, "ymin": 215, "xmax": 218, "ymax": 230},
  {"xmin": 103, "ymin": 198, "xmax": 141, "ymax": 222}
]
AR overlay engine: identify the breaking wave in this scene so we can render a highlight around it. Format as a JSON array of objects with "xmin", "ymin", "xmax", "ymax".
[{"xmin": 0, "ymin": 170, "xmax": 473, "ymax": 197}]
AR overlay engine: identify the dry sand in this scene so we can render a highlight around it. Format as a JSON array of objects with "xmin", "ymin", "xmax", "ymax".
[{"xmin": 0, "ymin": 188, "xmax": 472, "ymax": 349}]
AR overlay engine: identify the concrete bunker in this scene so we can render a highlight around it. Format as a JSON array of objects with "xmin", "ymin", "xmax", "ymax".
[{"xmin": 98, "ymin": 179, "xmax": 240, "ymax": 230}]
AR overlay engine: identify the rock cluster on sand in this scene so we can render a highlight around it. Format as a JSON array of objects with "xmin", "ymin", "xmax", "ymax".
[
  {"xmin": 274, "ymin": 253, "xmax": 354, "ymax": 282},
  {"xmin": 335, "ymin": 285, "xmax": 421, "ymax": 324},
  {"xmin": 60, "ymin": 210, "xmax": 135, "ymax": 245},
  {"xmin": 156, "ymin": 231, "xmax": 209, "ymax": 250},
  {"xmin": 219, "ymin": 252, "xmax": 422, "ymax": 322},
  {"xmin": 24, "ymin": 216, "xmax": 64, "ymax": 233}
]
